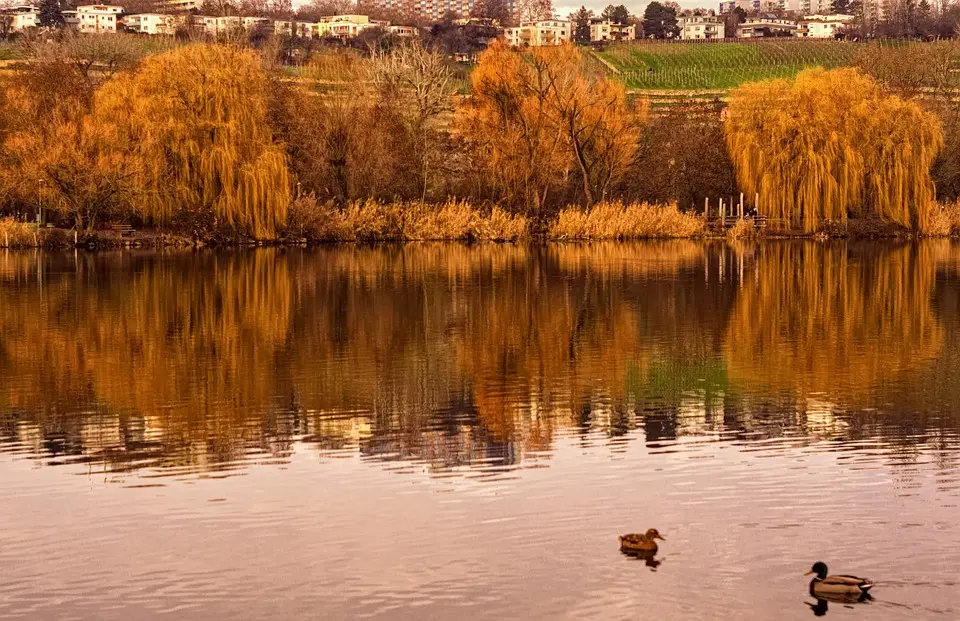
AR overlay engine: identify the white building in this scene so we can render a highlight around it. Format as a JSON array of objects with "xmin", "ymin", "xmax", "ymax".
[
  {"xmin": 124, "ymin": 13, "xmax": 183, "ymax": 35},
  {"xmin": 679, "ymin": 15, "xmax": 722, "ymax": 40},
  {"xmin": 737, "ymin": 16, "xmax": 800, "ymax": 37},
  {"xmin": 314, "ymin": 14, "xmax": 381, "ymax": 38},
  {"xmin": 2, "ymin": 5, "xmax": 39, "ymax": 31},
  {"xmin": 388, "ymin": 24, "xmax": 417, "ymax": 36},
  {"xmin": 793, "ymin": 0, "xmax": 832, "ymax": 13},
  {"xmin": 589, "ymin": 19, "xmax": 635, "ymax": 41},
  {"xmin": 273, "ymin": 19, "xmax": 314, "ymax": 37},
  {"xmin": 192, "ymin": 15, "xmax": 269, "ymax": 34},
  {"xmin": 801, "ymin": 13, "xmax": 854, "ymax": 37},
  {"xmin": 72, "ymin": 5, "xmax": 123, "ymax": 33},
  {"xmin": 192, "ymin": 14, "xmax": 242, "ymax": 34},
  {"xmin": 241, "ymin": 16, "xmax": 270, "ymax": 29},
  {"xmin": 504, "ymin": 20, "xmax": 571, "ymax": 47},
  {"xmin": 164, "ymin": 0, "xmax": 202, "ymax": 11}
]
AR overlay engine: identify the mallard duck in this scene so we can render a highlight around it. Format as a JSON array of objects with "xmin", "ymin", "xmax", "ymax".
[
  {"xmin": 805, "ymin": 562, "xmax": 874, "ymax": 597},
  {"xmin": 618, "ymin": 528, "xmax": 664, "ymax": 553}
]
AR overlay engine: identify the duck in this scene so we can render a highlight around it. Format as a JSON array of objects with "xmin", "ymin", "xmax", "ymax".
[
  {"xmin": 805, "ymin": 562, "xmax": 874, "ymax": 598},
  {"xmin": 618, "ymin": 528, "xmax": 665, "ymax": 553}
]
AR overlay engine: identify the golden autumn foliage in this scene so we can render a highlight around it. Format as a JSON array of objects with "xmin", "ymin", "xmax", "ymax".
[
  {"xmin": 725, "ymin": 242, "xmax": 943, "ymax": 400},
  {"xmin": 459, "ymin": 41, "xmax": 646, "ymax": 215},
  {"xmin": 725, "ymin": 68, "xmax": 943, "ymax": 233},
  {"xmin": 95, "ymin": 44, "xmax": 292, "ymax": 239},
  {"xmin": 0, "ymin": 244, "xmax": 724, "ymax": 468},
  {"xmin": 6, "ymin": 244, "xmax": 960, "ymax": 470},
  {"xmin": 0, "ymin": 59, "xmax": 140, "ymax": 230}
]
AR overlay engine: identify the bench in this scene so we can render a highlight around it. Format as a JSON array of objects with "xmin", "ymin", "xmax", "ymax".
[{"xmin": 111, "ymin": 224, "xmax": 135, "ymax": 237}]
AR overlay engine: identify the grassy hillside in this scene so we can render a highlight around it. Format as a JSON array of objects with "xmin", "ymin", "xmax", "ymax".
[{"xmin": 597, "ymin": 40, "xmax": 863, "ymax": 90}]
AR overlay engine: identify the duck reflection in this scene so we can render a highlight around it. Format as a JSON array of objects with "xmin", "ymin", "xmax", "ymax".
[
  {"xmin": 805, "ymin": 592, "xmax": 873, "ymax": 617},
  {"xmin": 619, "ymin": 549, "xmax": 661, "ymax": 569}
]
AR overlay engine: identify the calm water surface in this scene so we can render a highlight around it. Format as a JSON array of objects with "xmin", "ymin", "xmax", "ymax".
[{"xmin": 1, "ymin": 242, "xmax": 959, "ymax": 620}]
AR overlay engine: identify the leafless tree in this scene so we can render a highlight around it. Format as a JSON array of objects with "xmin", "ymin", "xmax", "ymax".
[
  {"xmin": 369, "ymin": 42, "xmax": 456, "ymax": 200},
  {"xmin": 512, "ymin": 0, "xmax": 553, "ymax": 22}
]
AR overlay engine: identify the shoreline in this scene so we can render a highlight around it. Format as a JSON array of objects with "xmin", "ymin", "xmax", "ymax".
[{"xmin": 0, "ymin": 225, "xmax": 954, "ymax": 250}]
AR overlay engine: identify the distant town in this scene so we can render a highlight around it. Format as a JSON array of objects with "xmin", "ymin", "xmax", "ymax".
[{"xmin": 7, "ymin": 0, "xmax": 933, "ymax": 51}]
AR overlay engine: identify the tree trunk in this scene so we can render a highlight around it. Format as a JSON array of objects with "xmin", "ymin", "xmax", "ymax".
[{"xmin": 569, "ymin": 115, "xmax": 594, "ymax": 206}]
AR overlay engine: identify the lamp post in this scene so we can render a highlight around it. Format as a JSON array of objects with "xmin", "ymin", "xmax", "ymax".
[{"xmin": 37, "ymin": 178, "xmax": 44, "ymax": 227}]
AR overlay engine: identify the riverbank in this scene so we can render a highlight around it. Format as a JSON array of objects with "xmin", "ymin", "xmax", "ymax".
[{"xmin": 4, "ymin": 200, "xmax": 960, "ymax": 249}]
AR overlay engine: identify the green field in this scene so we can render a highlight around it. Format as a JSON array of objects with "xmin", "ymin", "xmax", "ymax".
[{"xmin": 597, "ymin": 40, "xmax": 868, "ymax": 91}]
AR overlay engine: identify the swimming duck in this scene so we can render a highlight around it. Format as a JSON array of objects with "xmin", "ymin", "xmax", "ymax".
[
  {"xmin": 618, "ymin": 528, "xmax": 665, "ymax": 553},
  {"xmin": 805, "ymin": 562, "xmax": 874, "ymax": 597}
]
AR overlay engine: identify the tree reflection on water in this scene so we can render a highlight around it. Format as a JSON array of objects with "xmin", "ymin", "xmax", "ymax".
[{"xmin": 1, "ymin": 241, "xmax": 958, "ymax": 479}]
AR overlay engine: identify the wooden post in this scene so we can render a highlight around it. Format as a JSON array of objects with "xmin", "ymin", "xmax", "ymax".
[
  {"xmin": 3, "ymin": 230, "xmax": 7, "ymax": 248},
  {"xmin": 739, "ymin": 193, "xmax": 744, "ymax": 219},
  {"xmin": 704, "ymin": 196, "xmax": 709, "ymax": 219},
  {"xmin": 74, "ymin": 230, "xmax": 78, "ymax": 247},
  {"xmin": 720, "ymin": 199, "xmax": 725, "ymax": 228}
]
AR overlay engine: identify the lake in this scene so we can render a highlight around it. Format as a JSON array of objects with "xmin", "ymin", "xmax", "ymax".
[{"xmin": 1, "ymin": 241, "xmax": 958, "ymax": 620}]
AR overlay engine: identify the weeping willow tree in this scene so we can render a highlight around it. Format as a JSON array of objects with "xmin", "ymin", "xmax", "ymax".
[
  {"xmin": 96, "ymin": 44, "xmax": 291, "ymax": 239},
  {"xmin": 862, "ymin": 96, "xmax": 943, "ymax": 232},
  {"xmin": 726, "ymin": 68, "xmax": 943, "ymax": 233}
]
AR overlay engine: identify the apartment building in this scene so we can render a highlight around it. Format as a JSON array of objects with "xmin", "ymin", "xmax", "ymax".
[
  {"xmin": 70, "ymin": 5, "xmax": 124, "ymax": 33},
  {"xmin": 861, "ymin": 0, "xmax": 889, "ymax": 23},
  {"xmin": 242, "ymin": 16, "xmax": 270, "ymax": 29},
  {"xmin": 736, "ymin": 16, "xmax": 799, "ymax": 37},
  {"xmin": 164, "ymin": 0, "xmax": 202, "ymax": 11},
  {"xmin": 314, "ymin": 14, "xmax": 381, "ymax": 37},
  {"xmin": 801, "ymin": 13, "xmax": 854, "ymax": 37},
  {"xmin": 124, "ymin": 13, "xmax": 184, "ymax": 35},
  {"xmin": 589, "ymin": 19, "xmax": 635, "ymax": 41},
  {"xmin": 718, "ymin": 0, "xmax": 784, "ymax": 12},
  {"xmin": 791, "ymin": 0, "xmax": 832, "ymax": 13},
  {"xmin": 2, "ymin": 5, "xmax": 39, "ymax": 31},
  {"xmin": 193, "ymin": 15, "xmax": 241, "ymax": 34},
  {"xmin": 389, "ymin": 24, "xmax": 418, "ymax": 35},
  {"xmin": 372, "ymin": 0, "xmax": 477, "ymax": 20},
  {"xmin": 193, "ymin": 15, "xmax": 271, "ymax": 34},
  {"xmin": 679, "ymin": 15, "xmax": 722, "ymax": 40},
  {"xmin": 504, "ymin": 20, "xmax": 570, "ymax": 47},
  {"xmin": 274, "ymin": 19, "xmax": 315, "ymax": 37}
]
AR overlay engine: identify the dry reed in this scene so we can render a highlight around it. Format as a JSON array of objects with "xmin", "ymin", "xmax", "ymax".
[
  {"xmin": 0, "ymin": 218, "xmax": 37, "ymax": 248},
  {"xmin": 548, "ymin": 201, "xmax": 704, "ymax": 240},
  {"xmin": 286, "ymin": 197, "xmax": 530, "ymax": 242},
  {"xmin": 726, "ymin": 218, "xmax": 758, "ymax": 240},
  {"xmin": 929, "ymin": 201, "xmax": 960, "ymax": 236}
]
